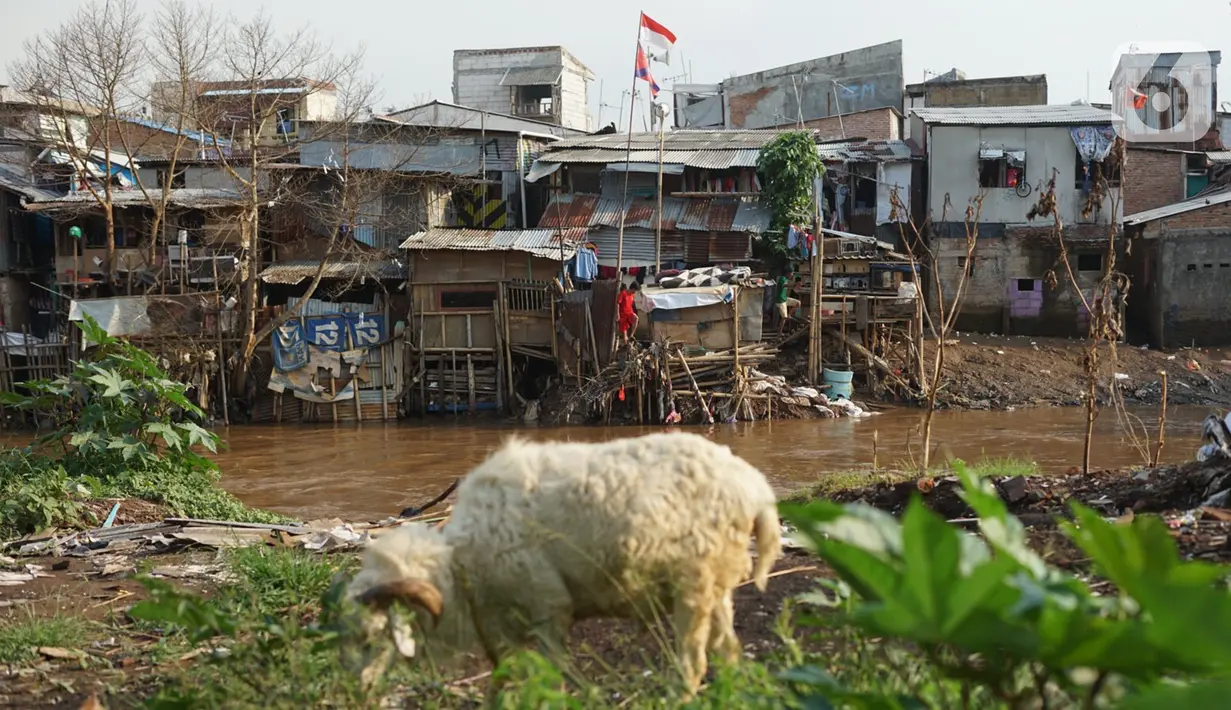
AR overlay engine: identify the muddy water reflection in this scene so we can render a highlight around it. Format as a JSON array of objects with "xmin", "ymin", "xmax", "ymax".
[{"xmin": 213, "ymin": 406, "xmax": 1212, "ymax": 521}]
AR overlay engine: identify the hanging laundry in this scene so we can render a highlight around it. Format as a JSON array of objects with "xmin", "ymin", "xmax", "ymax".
[
  {"xmin": 568, "ymin": 244, "xmax": 599, "ymax": 282},
  {"xmin": 786, "ymin": 225, "xmax": 800, "ymax": 250},
  {"xmin": 835, "ymin": 185, "xmax": 849, "ymax": 229}
]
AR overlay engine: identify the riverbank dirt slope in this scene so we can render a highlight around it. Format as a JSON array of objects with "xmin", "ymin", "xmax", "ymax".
[{"xmin": 926, "ymin": 335, "xmax": 1231, "ymax": 411}]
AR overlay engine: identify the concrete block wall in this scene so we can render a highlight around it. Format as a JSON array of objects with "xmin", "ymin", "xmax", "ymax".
[
  {"xmin": 1123, "ymin": 148, "xmax": 1186, "ymax": 216},
  {"xmin": 928, "ymin": 124, "xmax": 1121, "ymax": 226},
  {"xmin": 558, "ymin": 69, "xmax": 591, "ymax": 132},
  {"xmin": 454, "ymin": 48, "xmax": 556, "ymax": 115},
  {"xmin": 920, "ymin": 79, "xmax": 1046, "ymax": 108},
  {"xmin": 934, "ymin": 224, "xmax": 1110, "ymax": 336},
  {"xmin": 799, "ymin": 107, "xmax": 901, "ymax": 141}
]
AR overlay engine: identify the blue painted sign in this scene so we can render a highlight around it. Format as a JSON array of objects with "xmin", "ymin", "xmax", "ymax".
[
  {"xmin": 304, "ymin": 315, "xmax": 348, "ymax": 351},
  {"xmin": 272, "ymin": 320, "xmax": 309, "ymax": 372},
  {"xmin": 346, "ymin": 313, "xmax": 385, "ymax": 348}
]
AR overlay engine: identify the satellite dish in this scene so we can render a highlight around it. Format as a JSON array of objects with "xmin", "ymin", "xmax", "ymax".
[{"xmin": 652, "ymin": 102, "xmax": 671, "ymax": 119}]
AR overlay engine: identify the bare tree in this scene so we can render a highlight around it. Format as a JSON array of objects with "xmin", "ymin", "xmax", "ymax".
[
  {"xmin": 891, "ymin": 189, "xmax": 986, "ymax": 472},
  {"xmin": 125, "ymin": 0, "xmax": 221, "ymax": 271},
  {"xmin": 180, "ymin": 10, "xmax": 367, "ymax": 392},
  {"xmin": 10, "ymin": 0, "xmax": 146, "ymax": 284},
  {"xmin": 1028, "ymin": 142, "xmax": 1129, "ymax": 473}
]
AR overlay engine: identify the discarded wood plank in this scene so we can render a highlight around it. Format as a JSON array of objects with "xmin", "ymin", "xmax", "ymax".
[
  {"xmin": 677, "ymin": 352, "xmax": 714, "ymax": 424},
  {"xmin": 736, "ymin": 565, "xmax": 819, "ymax": 588},
  {"xmin": 161, "ymin": 518, "xmax": 309, "ymax": 534},
  {"xmin": 399, "ymin": 479, "xmax": 460, "ymax": 518}
]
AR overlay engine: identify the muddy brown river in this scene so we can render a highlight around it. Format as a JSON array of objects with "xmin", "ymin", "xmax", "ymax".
[{"xmin": 202, "ymin": 406, "xmax": 1212, "ymax": 521}]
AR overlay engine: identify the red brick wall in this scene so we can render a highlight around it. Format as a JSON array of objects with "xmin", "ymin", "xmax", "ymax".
[
  {"xmin": 1123, "ymin": 149, "xmax": 1185, "ymax": 216},
  {"xmin": 770, "ymin": 108, "xmax": 901, "ymax": 142}
]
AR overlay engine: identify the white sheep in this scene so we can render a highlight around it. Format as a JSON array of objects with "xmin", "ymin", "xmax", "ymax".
[{"xmin": 345, "ymin": 431, "xmax": 782, "ymax": 696}]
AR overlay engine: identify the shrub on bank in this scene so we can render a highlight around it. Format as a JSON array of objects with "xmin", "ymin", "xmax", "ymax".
[{"xmin": 0, "ymin": 315, "xmax": 281, "ymax": 538}]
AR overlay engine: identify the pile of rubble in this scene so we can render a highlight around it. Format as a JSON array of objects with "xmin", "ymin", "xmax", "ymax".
[{"xmin": 747, "ymin": 368, "xmax": 877, "ymax": 419}]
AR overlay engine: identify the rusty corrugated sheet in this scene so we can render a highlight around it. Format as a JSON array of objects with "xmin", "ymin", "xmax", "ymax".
[
  {"xmin": 398, "ymin": 227, "xmax": 585, "ymax": 260},
  {"xmin": 705, "ymin": 201, "xmax": 739, "ymax": 231},
  {"xmin": 684, "ymin": 234, "xmax": 710, "ymax": 263},
  {"xmin": 679, "ymin": 199, "xmax": 713, "ymax": 232},
  {"xmin": 625, "ymin": 199, "xmax": 656, "ymax": 229},
  {"xmin": 710, "ymin": 233, "xmax": 753, "ymax": 261},
  {"xmin": 539, "ymin": 194, "xmax": 599, "ymax": 228},
  {"xmin": 538, "ymin": 194, "xmax": 770, "ymax": 234}
]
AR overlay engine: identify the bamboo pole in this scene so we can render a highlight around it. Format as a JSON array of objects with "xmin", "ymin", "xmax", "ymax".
[
  {"xmin": 676, "ymin": 349, "xmax": 713, "ymax": 424},
  {"xmin": 1152, "ymin": 370, "xmax": 1168, "ymax": 467}
]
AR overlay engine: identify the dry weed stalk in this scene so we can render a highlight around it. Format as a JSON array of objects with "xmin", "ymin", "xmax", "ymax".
[
  {"xmin": 1029, "ymin": 141, "xmax": 1141, "ymax": 473},
  {"xmin": 890, "ymin": 188, "xmax": 985, "ymax": 472}
]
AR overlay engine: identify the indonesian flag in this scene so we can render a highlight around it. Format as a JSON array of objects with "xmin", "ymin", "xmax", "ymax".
[
  {"xmin": 639, "ymin": 12, "xmax": 676, "ymax": 65},
  {"xmin": 635, "ymin": 44, "xmax": 660, "ymax": 98}
]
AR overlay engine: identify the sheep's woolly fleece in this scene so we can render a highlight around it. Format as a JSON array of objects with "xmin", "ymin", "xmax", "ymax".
[{"xmin": 347, "ymin": 431, "xmax": 782, "ymax": 693}]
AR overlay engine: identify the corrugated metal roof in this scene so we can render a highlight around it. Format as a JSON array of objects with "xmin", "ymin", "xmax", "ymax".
[
  {"xmin": 1123, "ymin": 188, "xmax": 1231, "ymax": 226},
  {"xmin": 258, "ymin": 259, "xmax": 404, "ymax": 285},
  {"xmin": 537, "ymin": 148, "xmax": 754, "ymax": 168},
  {"xmin": 1206, "ymin": 151, "xmax": 1231, "ymax": 163},
  {"xmin": 0, "ymin": 164, "xmax": 60, "ymax": 202},
  {"xmin": 538, "ymin": 194, "xmax": 771, "ymax": 233},
  {"xmin": 500, "ymin": 66, "xmax": 564, "ymax": 86},
  {"xmin": 588, "ymin": 228, "xmax": 684, "ymax": 267},
  {"xmin": 911, "ymin": 104, "xmax": 1115, "ymax": 126},
  {"xmin": 398, "ymin": 227, "xmax": 585, "ymax": 260},
  {"xmin": 25, "ymin": 188, "xmax": 244, "ymax": 210},
  {"xmin": 380, "ymin": 100, "xmax": 582, "ymax": 137},
  {"xmin": 550, "ymin": 129, "xmax": 815, "ymax": 151}
]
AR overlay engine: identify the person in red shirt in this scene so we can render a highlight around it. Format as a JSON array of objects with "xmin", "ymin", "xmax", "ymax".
[{"xmin": 617, "ymin": 282, "xmax": 639, "ymax": 345}]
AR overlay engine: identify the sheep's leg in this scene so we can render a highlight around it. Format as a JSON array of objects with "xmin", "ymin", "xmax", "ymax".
[
  {"xmin": 673, "ymin": 591, "xmax": 715, "ymax": 698},
  {"xmin": 707, "ymin": 588, "xmax": 741, "ymax": 666}
]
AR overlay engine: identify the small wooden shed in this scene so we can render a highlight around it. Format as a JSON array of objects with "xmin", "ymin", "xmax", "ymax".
[
  {"xmin": 399, "ymin": 227, "xmax": 585, "ymax": 414},
  {"xmin": 636, "ymin": 283, "xmax": 765, "ymax": 349}
]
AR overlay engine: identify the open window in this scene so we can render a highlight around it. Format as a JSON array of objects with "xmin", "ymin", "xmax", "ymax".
[
  {"xmin": 1074, "ymin": 154, "xmax": 1122, "ymax": 189},
  {"xmin": 276, "ymin": 106, "xmax": 297, "ymax": 138},
  {"xmin": 1076, "ymin": 253, "xmax": 1103, "ymax": 272},
  {"xmin": 514, "ymin": 85, "xmax": 554, "ymax": 119},
  {"xmin": 978, "ymin": 148, "xmax": 1026, "ymax": 189},
  {"xmin": 438, "ymin": 287, "xmax": 498, "ymax": 311}
]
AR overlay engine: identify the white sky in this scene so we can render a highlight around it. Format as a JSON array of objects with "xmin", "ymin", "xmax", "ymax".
[{"xmin": 4, "ymin": 0, "xmax": 1229, "ymax": 130}]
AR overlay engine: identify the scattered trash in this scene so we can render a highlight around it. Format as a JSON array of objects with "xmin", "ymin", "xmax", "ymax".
[
  {"xmin": 38, "ymin": 647, "xmax": 80, "ymax": 660},
  {"xmin": 0, "ymin": 563, "xmax": 50, "ymax": 586},
  {"xmin": 1114, "ymin": 373, "xmax": 1130, "ymax": 381}
]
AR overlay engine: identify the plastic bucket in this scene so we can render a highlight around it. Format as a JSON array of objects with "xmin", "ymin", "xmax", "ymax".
[
  {"xmin": 827, "ymin": 382, "xmax": 854, "ymax": 400},
  {"xmin": 822, "ymin": 368, "xmax": 855, "ymax": 400}
]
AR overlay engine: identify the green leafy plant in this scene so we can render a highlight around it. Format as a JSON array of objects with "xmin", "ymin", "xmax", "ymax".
[
  {"xmin": 0, "ymin": 314, "xmax": 281, "ymax": 537},
  {"xmin": 756, "ymin": 131, "xmax": 825, "ymax": 264},
  {"xmin": 781, "ymin": 461, "xmax": 1231, "ymax": 708}
]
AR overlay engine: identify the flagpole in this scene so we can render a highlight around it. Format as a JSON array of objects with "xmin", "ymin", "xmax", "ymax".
[{"xmin": 616, "ymin": 13, "xmax": 643, "ymax": 277}]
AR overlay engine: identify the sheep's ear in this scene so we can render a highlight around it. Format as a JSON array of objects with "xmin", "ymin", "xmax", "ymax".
[{"xmin": 357, "ymin": 579, "xmax": 444, "ymax": 623}]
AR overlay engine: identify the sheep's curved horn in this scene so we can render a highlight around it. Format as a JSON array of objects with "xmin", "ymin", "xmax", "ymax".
[{"xmin": 356, "ymin": 579, "xmax": 444, "ymax": 622}]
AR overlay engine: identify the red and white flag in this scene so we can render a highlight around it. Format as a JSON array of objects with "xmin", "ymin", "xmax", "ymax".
[{"xmin": 639, "ymin": 12, "xmax": 676, "ymax": 65}]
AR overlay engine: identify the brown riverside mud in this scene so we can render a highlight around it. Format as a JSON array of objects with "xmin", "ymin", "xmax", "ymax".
[{"xmin": 920, "ymin": 335, "xmax": 1231, "ymax": 411}]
